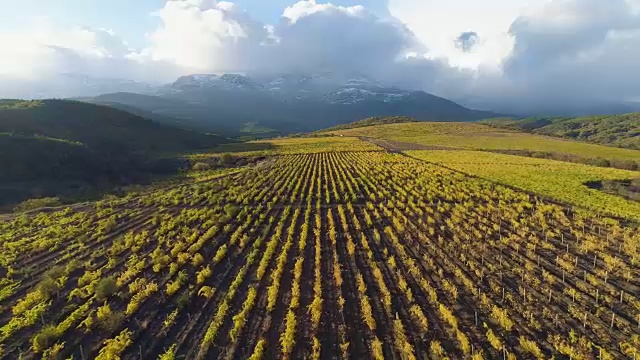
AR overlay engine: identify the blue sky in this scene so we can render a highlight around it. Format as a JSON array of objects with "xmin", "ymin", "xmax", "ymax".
[{"xmin": 0, "ymin": 0, "xmax": 387, "ymax": 47}]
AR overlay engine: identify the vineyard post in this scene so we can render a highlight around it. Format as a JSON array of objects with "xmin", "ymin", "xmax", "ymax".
[
  {"xmin": 80, "ymin": 345, "xmax": 86, "ymax": 360},
  {"xmin": 610, "ymin": 313, "xmax": 615, "ymax": 329},
  {"xmin": 620, "ymin": 290, "xmax": 624, "ymax": 303},
  {"xmin": 583, "ymin": 313, "xmax": 587, "ymax": 328},
  {"xmin": 593, "ymin": 254, "xmax": 597, "ymax": 269},
  {"xmin": 595, "ymin": 289, "xmax": 599, "ymax": 305},
  {"xmin": 139, "ymin": 345, "xmax": 142, "ymax": 359},
  {"xmin": 475, "ymin": 311, "xmax": 478, "ymax": 326}
]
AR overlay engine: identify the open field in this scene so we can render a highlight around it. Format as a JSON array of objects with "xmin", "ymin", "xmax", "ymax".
[
  {"xmin": 0, "ymin": 149, "xmax": 638, "ymax": 359},
  {"xmin": 407, "ymin": 150, "xmax": 640, "ymax": 221},
  {"xmin": 327, "ymin": 122, "xmax": 640, "ymax": 163}
]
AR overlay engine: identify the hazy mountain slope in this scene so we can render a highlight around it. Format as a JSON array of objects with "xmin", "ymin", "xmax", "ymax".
[
  {"xmin": 321, "ymin": 116, "xmax": 417, "ymax": 132},
  {"xmin": 482, "ymin": 113, "xmax": 640, "ymax": 149},
  {"xmin": 82, "ymin": 73, "xmax": 498, "ymax": 136},
  {"xmin": 0, "ymin": 100, "xmax": 229, "ymax": 152},
  {"xmin": 0, "ymin": 99, "xmax": 233, "ymax": 206}
]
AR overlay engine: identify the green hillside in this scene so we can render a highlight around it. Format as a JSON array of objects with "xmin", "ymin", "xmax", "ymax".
[
  {"xmin": 320, "ymin": 116, "xmax": 417, "ymax": 132},
  {"xmin": 481, "ymin": 113, "xmax": 640, "ymax": 149},
  {"xmin": 0, "ymin": 100, "xmax": 233, "ymax": 208}
]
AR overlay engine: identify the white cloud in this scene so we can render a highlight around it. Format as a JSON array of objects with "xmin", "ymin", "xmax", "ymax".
[
  {"xmin": 146, "ymin": 0, "xmax": 267, "ymax": 72},
  {"xmin": 282, "ymin": 0, "xmax": 365, "ymax": 24},
  {"xmin": 387, "ymin": 0, "xmax": 551, "ymax": 69}
]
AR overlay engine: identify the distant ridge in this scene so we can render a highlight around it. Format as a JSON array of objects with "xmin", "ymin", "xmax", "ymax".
[
  {"xmin": 320, "ymin": 116, "xmax": 417, "ymax": 132},
  {"xmin": 481, "ymin": 113, "xmax": 640, "ymax": 150}
]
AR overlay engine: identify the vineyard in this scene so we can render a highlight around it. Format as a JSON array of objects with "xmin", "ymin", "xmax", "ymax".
[
  {"xmin": 327, "ymin": 122, "xmax": 640, "ymax": 163},
  {"xmin": 1, "ymin": 148, "xmax": 639, "ymax": 359},
  {"xmin": 406, "ymin": 150, "xmax": 640, "ymax": 221}
]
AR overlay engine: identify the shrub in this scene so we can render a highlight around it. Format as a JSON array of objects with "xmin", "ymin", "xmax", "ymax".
[
  {"xmin": 219, "ymin": 153, "xmax": 234, "ymax": 166},
  {"xmin": 36, "ymin": 277, "xmax": 61, "ymax": 298},
  {"xmin": 13, "ymin": 197, "xmax": 62, "ymax": 213},
  {"xmin": 95, "ymin": 277, "xmax": 118, "ymax": 300},
  {"xmin": 224, "ymin": 204, "xmax": 239, "ymax": 217},
  {"xmin": 585, "ymin": 158, "xmax": 610, "ymax": 168},
  {"xmin": 96, "ymin": 304, "xmax": 124, "ymax": 333},
  {"xmin": 32, "ymin": 325, "xmax": 60, "ymax": 353},
  {"xmin": 192, "ymin": 162, "xmax": 211, "ymax": 171}
]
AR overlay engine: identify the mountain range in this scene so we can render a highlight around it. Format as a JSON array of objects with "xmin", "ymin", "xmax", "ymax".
[{"xmin": 76, "ymin": 72, "xmax": 498, "ymax": 136}]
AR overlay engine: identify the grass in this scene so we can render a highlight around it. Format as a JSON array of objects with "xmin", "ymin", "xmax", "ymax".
[
  {"xmin": 328, "ymin": 122, "xmax": 640, "ymax": 162},
  {"xmin": 407, "ymin": 150, "xmax": 640, "ymax": 221}
]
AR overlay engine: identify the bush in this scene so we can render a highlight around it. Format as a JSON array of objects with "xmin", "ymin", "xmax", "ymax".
[
  {"xmin": 585, "ymin": 158, "xmax": 611, "ymax": 168},
  {"xmin": 219, "ymin": 153, "xmax": 234, "ymax": 166},
  {"xmin": 36, "ymin": 277, "xmax": 61, "ymax": 298},
  {"xmin": 96, "ymin": 304, "xmax": 124, "ymax": 333},
  {"xmin": 32, "ymin": 325, "xmax": 60, "ymax": 353},
  {"xmin": 192, "ymin": 162, "xmax": 211, "ymax": 171},
  {"xmin": 224, "ymin": 203, "xmax": 239, "ymax": 217},
  {"xmin": 14, "ymin": 197, "xmax": 62, "ymax": 213},
  {"xmin": 95, "ymin": 277, "xmax": 118, "ymax": 300},
  {"xmin": 610, "ymin": 160, "xmax": 639, "ymax": 171}
]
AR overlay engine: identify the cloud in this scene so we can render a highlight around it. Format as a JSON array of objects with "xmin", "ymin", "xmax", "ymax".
[
  {"xmin": 499, "ymin": 0, "xmax": 640, "ymax": 107},
  {"xmin": 282, "ymin": 1, "xmax": 366, "ymax": 24},
  {"xmin": 387, "ymin": 0, "xmax": 533, "ymax": 69},
  {"xmin": 268, "ymin": 2, "xmax": 423, "ymax": 76},
  {"xmin": 1, "ymin": 0, "xmax": 640, "ymax": 114},
  {"xmin": 145, "ymin": 0, "xmax": 268, "ymax": 73},
  {"xmin": 454, "ymin": 32, "xmax": 479, "ymax": 52}
]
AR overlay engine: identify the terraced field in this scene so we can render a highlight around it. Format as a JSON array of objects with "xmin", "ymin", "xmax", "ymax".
[{"xmin": 1, "ymin": 146, "xmax": 638, "ymax": 359}]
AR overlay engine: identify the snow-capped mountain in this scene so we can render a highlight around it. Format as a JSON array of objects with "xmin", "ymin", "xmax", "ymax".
[
  {"xmin": 323, "ymin": 86, "xmax": 414, "ymax": 105},
  {"xmin": 171, "ymin": 74, "xmax": 264, "ymax": 91},
  {"xmin": 81, "ymin": 72, "xmax": 498, "ymax": 135}
]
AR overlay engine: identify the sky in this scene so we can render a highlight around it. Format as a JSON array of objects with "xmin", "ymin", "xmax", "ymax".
[{"xmin": 1, "ymin": 0, "xmax": 640, "ymax": 112}]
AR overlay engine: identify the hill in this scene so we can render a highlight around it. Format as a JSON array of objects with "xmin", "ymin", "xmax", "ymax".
[
  {"xmin": 0, "ymin": 100, "xmax": 232, "ymax": 207},
  {"xmin": 481, "ymin": 113, "xmax": 640, "ymax": 149}
]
